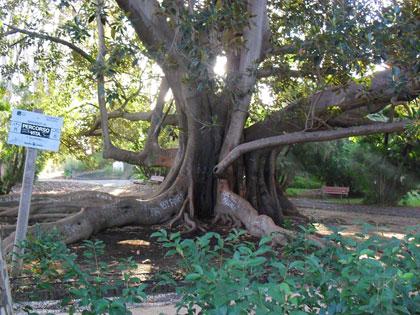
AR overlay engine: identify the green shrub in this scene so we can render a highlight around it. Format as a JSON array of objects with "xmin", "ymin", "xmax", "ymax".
[
  {"xmin": 132, "ymin": 165, "xmax": 168, "ymax": 180},
  {"xmin": 399, "ymin": 190, "xmax": 420, "ymax": 207},
  {"xmin": 0, "ymin": 102, "xmax": 25, "ymax": 194},
  {"xmin": 289, "ymin": 175, "xmax": 323, "ymax": 189},
  {"xmin": 153, "ymin": 226, "xmax": 420, "ymax": 315},
  {"xmin": 285, "ymin": 188, "xmax": 308, "ymax": 197},
  {"xmin": 17, "ymin": 229, "xmax": 146, "ymax": 314},
  {"xmin": 0, "ymin": 146, "xmax": 25, "ymax": 194}
]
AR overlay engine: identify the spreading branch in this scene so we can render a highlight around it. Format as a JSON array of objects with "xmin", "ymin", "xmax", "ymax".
[
  {"xmin": 267, "ymin": 40, "xmax": 314, "ymax": 56},
  {"xmin": 257, "ymin": 64, "xmax": 301, "ymax": 79},
  {"xmin": 4, "ymin": 24, "xmax": 94, "ymax": 63},
  {"xmin": 115, "ymin": 0, "xmax": 181, "ymax": 65},
  {"xmin": 215, "ymin": 120, "xmax": 412, "ymax": 175},
  {"xmin": 97, "ymin": 78, "xmax": 178, "ymax": 168},
  {"xmin": 219, "ymin": 0, "xmax": 269, "ymax": 159},
  {"xmin": 84, "ymin": 110, "xmax": 178, "ymax": 136},
  {"xmin": 246, "ymin": 69, "xmax": 420, "ymax": 142}
]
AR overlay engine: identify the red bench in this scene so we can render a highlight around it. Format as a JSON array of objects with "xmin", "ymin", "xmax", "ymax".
[{"xmin": 321, "ymin": 186, "xmax": 349, "ymax": 198}]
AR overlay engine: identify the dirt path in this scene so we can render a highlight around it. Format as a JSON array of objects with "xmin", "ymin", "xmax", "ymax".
[
  {"xmin": 292, "ymin": 198, "xmax": 419, "ymax": 240},
  {"xmin": 11, "ymin": 179, "xmax": 158, "ymax": 197},
  {"xmin": 4, "ymin": 180, "xmax": 419, "ymax": 314},
  {"xmin": 291, "ymin": 197, "xmax": 420, "ymax": 218},
  {"xmin": 8, "ymin": 180, "xmax": 420, "ymax": 237}
]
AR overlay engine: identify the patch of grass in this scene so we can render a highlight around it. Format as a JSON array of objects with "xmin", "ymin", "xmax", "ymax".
[
  {"xmin": 285, "ymin": 187, "xmax": 309, "ymax": 197},
  {"xmin": 289, "ymin": 175, "xmax": 323, "ymax": 189},
  {"xmin": 286, "ymin": 188, "xmax": 363, "ymax": 205},
  {"xmin": 399, "ymin": 191, "xmax": 420, "ymax": 207},
  {"xmin": 322, "ymin": 197, "xmax": 364, "ymax": 205}
]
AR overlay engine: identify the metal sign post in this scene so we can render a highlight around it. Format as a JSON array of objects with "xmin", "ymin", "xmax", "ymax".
[{"xmin": 6, "ymin": 109, "xmax": 63, "ymax": 275}]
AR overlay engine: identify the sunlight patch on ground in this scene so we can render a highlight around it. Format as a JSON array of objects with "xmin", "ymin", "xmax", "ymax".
[
  {"xmin": 313, "ymin": 223, "xmax": 334, "ymax": 236},
  {"xmin": 372, "ymin": 231, "xmax": 406, "ymax": 240},
  {"xmin": 313, "ymin": 223, "xmax": 407, "ymax": 240},
  {"xmin": 134, "ymin": 263, "xmax": 152, "ymax": 275},
  {"xmin": 118, "ymin": 239, "xmax": 151, "ymax": 246}
]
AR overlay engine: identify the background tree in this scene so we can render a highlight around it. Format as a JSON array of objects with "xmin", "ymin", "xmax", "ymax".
[
  {"xmin": 0, "ymin": 95, "xmax": 25, "ymax": 195},
  {"xmin": 0, "ymin": 0, "xmax": 419, "ymax": 248}
]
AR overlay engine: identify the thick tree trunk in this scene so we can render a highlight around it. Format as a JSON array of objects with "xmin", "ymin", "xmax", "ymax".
[
  {"xmin": 3, "ymin": 0, "xmax": 417, "ymax": 252},
  {"xmin": 1, "ymin": 76, "xmax": 306, "ymax": 251}
]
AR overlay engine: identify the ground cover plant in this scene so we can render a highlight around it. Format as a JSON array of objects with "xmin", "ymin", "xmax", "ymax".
[
  {"xmin": 14, "ymin": 229, "xmax": 146, "ymax": 315},
  {"xmin": 152, "ymin": 227, "xmax": 420, "ymax": 315},
  {"xmin": 1, "ymin": 0, "xmax": 419, "ymax": 251},
  {"xmin": 11, "ymin": 225, "xmax": 420, "ymax": 314}
]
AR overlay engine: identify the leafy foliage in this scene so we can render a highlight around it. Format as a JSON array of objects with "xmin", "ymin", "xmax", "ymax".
[
  {"xmin": 153, "ymin": 227, "xmax": 420, "ymax": 314},
  {"xmin": 289, "ymin": 175, "xmax": 323, "ymax": 189},
  {"xmin": 288, "ymin": 129, "xmax": 419, "ymax": 204},
  {"xmin": 17, "ymin": 228, "xmax": 146, "ymax": 315},
  {"xmin": 0, "ymin": 92, "xmax": 25, "ymax": 194}
]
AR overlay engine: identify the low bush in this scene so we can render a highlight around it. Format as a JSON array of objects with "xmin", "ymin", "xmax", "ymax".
[
  {"xmin": 399, "ymin": 190, "xmax": 420, "ymax": 207},
  {"xmin": 289, "ymin": 175, "xmax": 323, "ymax": 189},
  {"xmin": 14, "ymin": 226, "xmax": 420, "ymax": 315},
  {"xmin": 153, "ymin": 226, "xmax": 420, "ymax": 315},
  {"xmin": 16, "ymin": 228, "xmax": 146, "ymax": 315}
]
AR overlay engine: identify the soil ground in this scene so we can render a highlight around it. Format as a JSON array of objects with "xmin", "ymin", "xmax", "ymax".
[{"xmin": 2, "ymin": 180, "xmax": 419, "ymax": 314}]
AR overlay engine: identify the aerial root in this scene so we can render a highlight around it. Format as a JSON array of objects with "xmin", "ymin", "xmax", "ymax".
[
  {"xmin": 168, "ymin": 197, "xmax": 189, "ymax": 228},
  {"xmin": 212, "ymin": 212, "xmax": 242, "ymax": 228},
  {"xmin": 167, "ymin": 196, "xmax": 206, "ymax": 234}
]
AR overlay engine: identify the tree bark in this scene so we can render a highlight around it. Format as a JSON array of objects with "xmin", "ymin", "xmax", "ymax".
[{"xmin": 2, "ymin": 0, "xmax": 419, "ymax": 251}]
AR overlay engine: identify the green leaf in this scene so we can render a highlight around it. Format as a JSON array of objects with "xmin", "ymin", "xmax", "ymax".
[
  {"xmin": 399, "ymin": 272, "xmax": 414, "ymax": 280},
  {"xmin": 185, "ymin": 273, "xmax": 201, "ymax": 281},
  {"xmin": 278, "ymin": 282, "xmax": 291, "ymax": 294},
  {"xmin": 246, "ymin": 257, "xmax": 267, "ymax": 267},
  {"xmin": 259, "ymin": 235, "xmax": 272, "ymax": 246}
]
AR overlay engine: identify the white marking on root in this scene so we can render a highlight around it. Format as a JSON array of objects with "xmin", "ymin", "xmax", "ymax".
[
  {"xmin": 159, "ymin": 194, "xmax": 183, "ymax": 209},
  {"xmin": 221, "ymin": 192, "xmax": 237, "ymax": 210}
]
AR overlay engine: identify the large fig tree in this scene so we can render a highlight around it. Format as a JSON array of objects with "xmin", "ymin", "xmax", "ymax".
[{"xmin": 0, "ymin": 0, "xmax": 418, "ymax": 248}]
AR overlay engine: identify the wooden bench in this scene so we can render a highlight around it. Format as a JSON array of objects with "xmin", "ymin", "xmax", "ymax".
[{"xmin": 321, "ymin": 186, "xmax": 349, "ymax": 198}]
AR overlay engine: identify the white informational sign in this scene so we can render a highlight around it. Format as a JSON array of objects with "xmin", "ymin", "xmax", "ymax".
[{"xmin": 7, "ymin": 109, "xmax": 63, "ymax": 152}]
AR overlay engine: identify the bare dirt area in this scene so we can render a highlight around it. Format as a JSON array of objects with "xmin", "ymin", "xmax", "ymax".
[
  {"xmin": 11, "ymin": 179, "xmax": 158, "ymax": 197},
  {"xmin": 292, "ymin": 198, "xmax": 420, "ymax": 239},
  {"xmin": 4, "ymin": 179, "xmax": 419, "ymax": 251},
  {"xmin": 2, "ymin": 180, "xmax": 419, "ymax": 306}
]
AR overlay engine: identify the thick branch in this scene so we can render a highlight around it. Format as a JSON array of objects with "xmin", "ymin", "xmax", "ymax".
[
  {"xmin": 219, "ymin": 0, "xmax": 268, "ymax": 159},
  {"xmin": 215, "ymin": 120, "xmax": 411, "ymax": 175},
  {"xmin": 97, "ymin": 78, "xmax": 177, "ymax": 168},
  {"xmin": 267, "ymin": 40, "xmax": 314, "ymax": 56},
  {"xmin": 85, "ymin": 110, "xmax": 178, "ymax": 136},
  {"xmin": 246, "ymin": 69, "xmax": 419, "ymax": 142},
  {"xmin": 257, "ymin": 64, "xmax": 301, "ymax": 79},
  {"xmin": 115, "ymin": 0, "xmax": 181, "ymax": 65},
  {"xmin": 4, "ymin": 25, "xmax": 94, "ymax": 63}
]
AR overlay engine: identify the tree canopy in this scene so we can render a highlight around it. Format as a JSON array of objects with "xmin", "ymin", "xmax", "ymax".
[{"xmin": 0, "ymin": 0, "xmax": 418, "ymax": 247}]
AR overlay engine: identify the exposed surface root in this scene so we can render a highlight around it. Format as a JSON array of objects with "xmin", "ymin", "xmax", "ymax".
[
  {"xmin": 216, "ymin": 180, "xmax": 324, "ymax": 247},
  {"xmin": 1, "ymin": 186, "xmax": 187, "ymax": 254}
]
